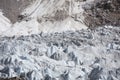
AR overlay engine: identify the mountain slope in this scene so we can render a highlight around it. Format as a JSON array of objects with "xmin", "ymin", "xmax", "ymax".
[{"xmin": 0, "ymin": 0, "xmax": 89, "ymax": 37}]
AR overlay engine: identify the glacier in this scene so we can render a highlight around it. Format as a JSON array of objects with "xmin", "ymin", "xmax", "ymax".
[
  {"xmin": 0, "ymin": 0, "xmax": 120, "ymax": 80},
  {"xmin": 0, "ymin": 26, "xmax": 120, "ymax": 80}
]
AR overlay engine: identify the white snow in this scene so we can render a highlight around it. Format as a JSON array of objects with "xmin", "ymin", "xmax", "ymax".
[{"xmin": 0, "ymin": 11, "xmax": 12, "ymax": 36}]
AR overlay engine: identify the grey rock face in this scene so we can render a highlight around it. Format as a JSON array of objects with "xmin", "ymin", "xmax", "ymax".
[
  {"xmin": 83, "ymin": 0, "xmax": 120, "ymax": 28},
  {"xmin": 0, "ymin": 0, "xmax": 35, "ymax": 23}
]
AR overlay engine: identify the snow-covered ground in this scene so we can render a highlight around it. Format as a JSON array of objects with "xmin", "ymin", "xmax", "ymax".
[{"xmin": 0, "ymin": 12, "xmax": 11, "ymax": 36}]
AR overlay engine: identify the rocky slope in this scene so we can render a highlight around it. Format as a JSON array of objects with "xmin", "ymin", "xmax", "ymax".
[
  {"xmin": 0, "ymin": 0, "xmax": 89, "ymax": 36},
  {"xmin": 0, "ymin": 0, "xmax": 119, "ymax": 30},
  {"xmin": 0, "ymin": 0, "xmax": 35, "ymax": 23},
  {"xmin": 83, "ymin": 0, "xmax": 120, "ymax": 28}
]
